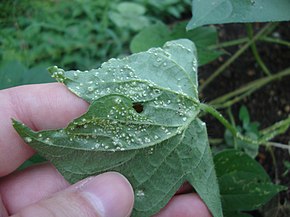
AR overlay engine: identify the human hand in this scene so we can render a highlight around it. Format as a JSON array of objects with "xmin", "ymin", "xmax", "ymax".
[{"xmin": 0, "ymin": 83, "xmax": 212, "ymax": 217}]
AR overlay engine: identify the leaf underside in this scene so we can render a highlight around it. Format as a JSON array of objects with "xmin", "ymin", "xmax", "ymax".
[{"xmin": 13, "ymin": 39, "xmax": 223, "ymax": 217}]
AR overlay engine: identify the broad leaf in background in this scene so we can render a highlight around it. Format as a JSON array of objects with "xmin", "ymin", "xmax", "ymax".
[
  {"xmin": 130, "ymin": 21, "xmax": 222, "ymax": 66},
  {"xmin": 214, "ymin": 150, "xmax": 286, "ymax": 217},
  {"xmin": 187, "ymin": 0, "xmax": 290, "ymax": 29},
  {"xmin": 14, "ymin": 39, "xmax": 223, "ymax": 217},
  {"xmin": 0, "ymin": 61, "xmax": 54, "ymax": 90},
  {"xmin": 109, "ymin": 2, "xmax": 150, "ymax": 31}
]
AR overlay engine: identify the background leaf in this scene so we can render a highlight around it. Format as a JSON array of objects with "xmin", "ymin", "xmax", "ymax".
[
  {"xmin": 130, "ymin": 21, "xmax": 222, "ymax": 66},
  {"xmin": 187, "ymin": 0, "xmax": 290, "ymax": 29},
  {"xmin": 13, "ymin": 39, "xmax": 223, "ymax": 217},
  {"xmin": 0, "ymin": 61, "xmax": 54, "ymax": 90},
  {"xmin": 214, "ymin": 150, "xmax": 286, "ymax": 214},
  {"xmin": 109, "ymin": 2, "xmax": 150, "ymax": 31}
]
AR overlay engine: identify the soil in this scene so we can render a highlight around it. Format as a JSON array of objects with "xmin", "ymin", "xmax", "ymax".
[{"xmin": 198, "ymin": 22, "xmax": 290, "ymax": 216}]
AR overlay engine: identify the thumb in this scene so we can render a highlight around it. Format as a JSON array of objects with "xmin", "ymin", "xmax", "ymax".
[{"xmin": 12, "ymin": 172, "xmax": 134, "ymax": 217}]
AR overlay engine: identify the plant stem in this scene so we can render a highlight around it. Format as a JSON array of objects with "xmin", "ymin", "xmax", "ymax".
[
  {"xmin": 267, "ymin": 146, "xmax": 279, "ymax": 183},
  {"xmin": 246, "ymin": 23, "xmax": 271, "ymax": 76},
  {"xmin": 209, "ymin": 138, "xmax": 223, "ymax": 145},
  {"xmin": 200, "ymin": 103, "xmax": 259, "ymax": 145},
  {"xmin": 209, "ymin": 37, "xmax": 249, "ymax": 49},
  {"xmin": 226, "ymin": 107, "xmax": 238, "ymax": 149},
  {"xmin": 259, "ymin": 116, "xmax": 290, "ymax": 142},
  {"xmin": 199, "ymin": 23, "xmax": 274, "ymax": 92},
  {"xmin": 209, "ymin": 67, "xmax": 290, "ymax": 108},
  {"xmin": 267, "ymin": 142, "xmax": 290, "ymax": 151},
  {"xmin": 260, "ymin": 36, "xmax": 290, "ymax": 47}
]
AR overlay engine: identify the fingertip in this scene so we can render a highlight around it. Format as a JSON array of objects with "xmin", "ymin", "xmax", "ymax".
[
  {"xmin": 153, "ymin": 193, "xmax": 212, "ymax": 217},
  {"xmin": 73, "ymin": 172, "xmax": 134, "ymax": 217}
]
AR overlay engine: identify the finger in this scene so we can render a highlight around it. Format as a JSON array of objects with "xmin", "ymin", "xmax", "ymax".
[
  {"xmin": 0, "ymin": 83, "xmax": 89, "ymax": 176},
  {"xmin": 0, "ymin": 163, "xmax": 69, "ymax": 214},
  {"xmin": 153, "ymin": 193, "xmax": 212, "ymax": 217},
  {"xmin": 11, "ymin": 172, "xmax": 134, "ymax": 217},
  {"xmin": 175, "ymin": 182, "xmax": 193, "ymax": 195},
  {"xmin": 0, "ymin": 196, "xmax": 9, "ymax": 217}
]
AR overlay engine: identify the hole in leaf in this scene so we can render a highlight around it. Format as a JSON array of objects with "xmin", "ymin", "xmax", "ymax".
[{"xmin": 133, "ymin": 103, "xmax": 144, "ymax": 113}]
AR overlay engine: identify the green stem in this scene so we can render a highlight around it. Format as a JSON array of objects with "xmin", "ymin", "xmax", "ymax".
[
  {"xmin": 209, "ymin": 67, "xmax": 290, "ymax": 108},
  {"xmin": 226, "ymin": 107, "xmax": 238, "ymax": 149},
  {"xmin": 261, "ymin": 22, "xmax": 279, "ymax": 36},
  {"xmin": 200, "ymin": 104, "xmax": 290, "ymax": 150},
  {"xmin": 209, "ymin": 37, "xmax": 249, "ymax": 49},
  {"xmin": 259, "ymin": 116, "xmax": 290, "ymax": 142},
  {"xmin": 260, "ymin": 36, "xmax": 290, "ymax": 47},
  {"xmin": 209, "ymin": 138, "xmax": 223, "ymax": 145},
  {"xmin": 200, "ymin": 103, "xmax": 259, "ymax": 145},
  {"xmin": 246, "ymin": 23, "xmax": 271, "ymax": 76},
  {"xmin": 199, "ymin": 23, "xmax": 274, "ymax": 92},
  {"xmin": 266, "ymin": 142, "xmax": 290, "ymax": 151},
  {"xmin": 267, "ymin": 146, "xmax": 279, "ymax": 184}
]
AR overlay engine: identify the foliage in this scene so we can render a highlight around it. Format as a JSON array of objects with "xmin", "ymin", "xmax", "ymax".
[
  {"xmin": 1, "ymin": 0, "xmax": 290, "ymax": 216},
  {"xmin": 214, "ymin": 150, "xmax": 286, "ymax": 217},
  {"xmin": 109, "ymin": 2, "xmax": 150, "ymax": 31},
  {"xmin": 130, "ymin": 21, "xmax": 222, "ymax": 66},
  {"xmin": 14, "ymin": 39, "xmax": 223, "ymax": 217},
  {"xmin": 0, "ymin": 0, "xmax": 191, "ymax": 71},
  {"xmin": 282, "ymin": 161, "xmax": 290, "ymax": 177},
  {"xmin": 187, "ymin": 0, "xmax": 290, "ymax": 29},
  {"xmin": 0, "ymin": 61, "xmax": 54, "ymax": 89},
  {"xmin": 224, "ymin": 106, "xmax": 260, "ymax": 158}
]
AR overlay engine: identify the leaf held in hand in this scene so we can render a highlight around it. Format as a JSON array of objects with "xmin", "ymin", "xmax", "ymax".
[{"xmin": 13, "ymin": 39, "xmax": 223, "ymax": 217}]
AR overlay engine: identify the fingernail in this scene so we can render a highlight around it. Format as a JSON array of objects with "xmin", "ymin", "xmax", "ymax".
[{"xmin": 76, "ymin": 172, "xmax": 134, "ymax": 217}]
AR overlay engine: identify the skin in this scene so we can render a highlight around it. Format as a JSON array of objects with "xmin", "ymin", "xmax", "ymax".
[{"xmin": 0, "ymin": 83, "xmax": 212, "ymax": 217}]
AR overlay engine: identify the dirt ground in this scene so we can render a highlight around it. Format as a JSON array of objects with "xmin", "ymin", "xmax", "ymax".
[{"xmin": 199, "ymin": 22, "xmax": 290, "ymax": 216}]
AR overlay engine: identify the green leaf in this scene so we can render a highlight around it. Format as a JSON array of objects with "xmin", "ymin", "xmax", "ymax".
[
  {"xmin": 187, "ymin": 0, "xmax": 290, "ymax": 29},
  {"xmin": 239, "ymin": 105, "xmax": 250, "ymax": 127},
  {"xmin": 109, "ymin": 2, "xmax": 150, "ymax": 31},
  {"xmin": 13, "ymin": 39, "xmax": 223, "ymax": 217},
  {"xmin": 0, "ymin": 61, "xmax": 54, "ymax": 90},
  {"xmin": 130, "ymin": 21, "xmax": 222, "ymax": 66},
  {"xmin": 17, "ymin": 154, "xmax": 46, "ymax": 171},
  {"xmin": 214, "ymin": 150, "xmax": 286, "ymax": 213}
]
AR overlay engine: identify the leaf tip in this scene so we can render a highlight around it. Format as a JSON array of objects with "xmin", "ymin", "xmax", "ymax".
[
  {"xmin": 12, "ymin": 119, "xmax": 35, "ymax": 139},
  {"xmin": 47, "ymin": 66, "xmax": 66, "ymax": 83}
]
